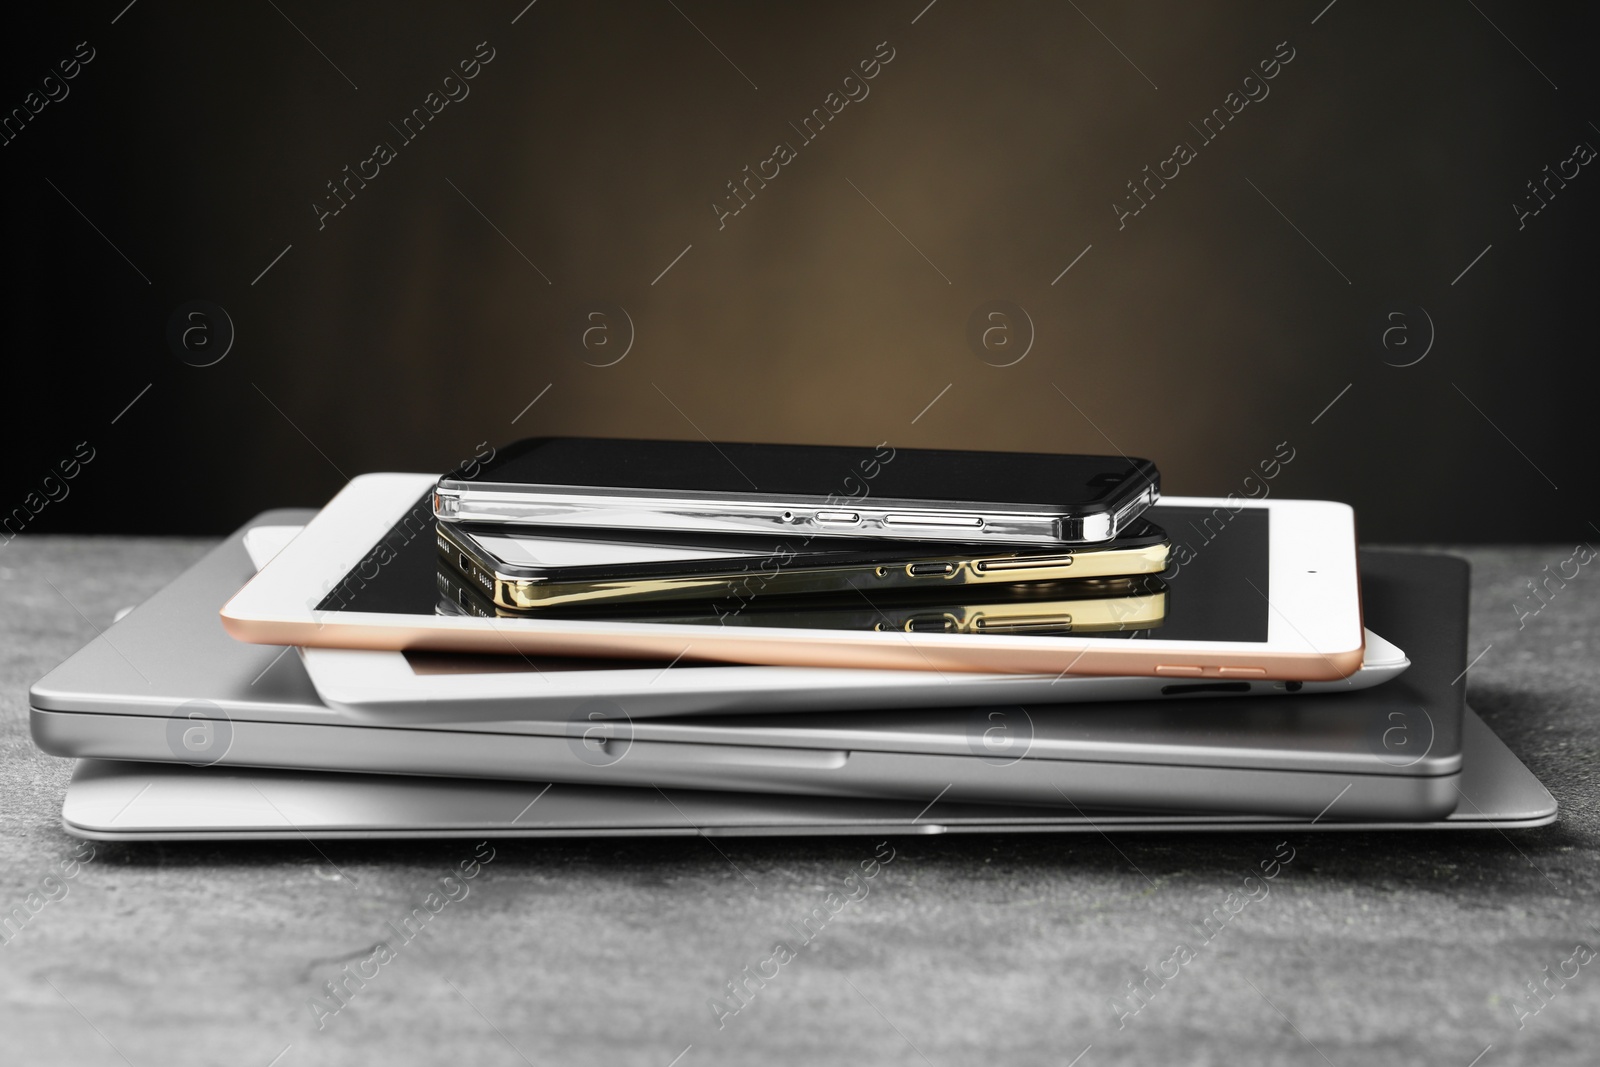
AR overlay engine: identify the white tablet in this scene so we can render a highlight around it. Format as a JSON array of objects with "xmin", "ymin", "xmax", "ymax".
[
  {"xmin": 221, "ymin": 474, "xmax": 1367, "ymax": 681},
  {"xmin": 242, "ymin": 524, "xmax": 1404, "ymax": 720}
]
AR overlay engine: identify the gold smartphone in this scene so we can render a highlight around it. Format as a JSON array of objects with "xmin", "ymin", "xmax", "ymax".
[
  {"xmin": 435, "ymin": 557, "xmax": 1166, "ymax": 636},
  {"xmin": 435, "ymin": 520, "xmax": 1170, "ymax": 613}
]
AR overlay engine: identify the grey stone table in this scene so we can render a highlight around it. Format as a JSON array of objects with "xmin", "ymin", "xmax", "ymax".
[{"xmin": 1, "ymin": 538, "xmax": 1597, "ymax": 1067}]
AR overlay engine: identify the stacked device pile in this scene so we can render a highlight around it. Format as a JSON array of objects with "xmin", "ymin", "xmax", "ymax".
[{"xmin": 30, "ymin": 439, "xmax": 1555, "ymax": 839}]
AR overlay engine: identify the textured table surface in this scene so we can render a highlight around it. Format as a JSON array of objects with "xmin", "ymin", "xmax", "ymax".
[{"xmin": 1, "ymin": 537, "xmax": 1597, "ymax": 1067}]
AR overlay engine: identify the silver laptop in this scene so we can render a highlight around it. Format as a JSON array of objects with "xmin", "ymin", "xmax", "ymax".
[{"xmin": 60, "ymin": 708, "xmax": 1553, "ymax": 838}]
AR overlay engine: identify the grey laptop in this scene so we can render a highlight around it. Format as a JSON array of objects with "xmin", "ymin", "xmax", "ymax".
[
  {"xmin": 59, "ymin": 707, "xmax": 1553, "ymax": 839},
  {"xmin": 32, "ymin": 511, "xmax": 1528, "ymax": 822}
]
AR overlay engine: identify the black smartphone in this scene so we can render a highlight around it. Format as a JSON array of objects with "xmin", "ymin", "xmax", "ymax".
[{"xmin": 433, "ymin": 437, "xmax": 1159, "ymax": 545}]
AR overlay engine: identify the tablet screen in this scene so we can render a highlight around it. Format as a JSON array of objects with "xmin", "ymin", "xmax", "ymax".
[{"xmin": 317, "ymin": 496, "xmax": 1270, "ymax": 643}]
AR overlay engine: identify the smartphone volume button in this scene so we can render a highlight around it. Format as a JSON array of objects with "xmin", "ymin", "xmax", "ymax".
[
  {"xmin": 815, "ymin": 511, "xmax": 860, "ymax": 525},
  {"xmin": 885, "ymin": 513, "xmax": 984, "ymax": 529}
]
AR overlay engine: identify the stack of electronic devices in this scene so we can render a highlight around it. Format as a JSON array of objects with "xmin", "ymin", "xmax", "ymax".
[{"xmin": 31, "ymin": 438, "xmax": 1554, "ymax": 840}]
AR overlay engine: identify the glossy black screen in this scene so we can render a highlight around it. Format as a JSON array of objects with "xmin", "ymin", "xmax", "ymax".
[
  {"xmin": 318, "ymin": 498, "xmax": 1269, "ymax": 643},
  {"xmin": 450, "ymin": 437, "xmax": 1154, "ymax": 509}
]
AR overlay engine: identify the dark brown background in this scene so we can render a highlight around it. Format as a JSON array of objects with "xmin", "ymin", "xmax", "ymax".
[{"xmin": 4, "ymin": 1, "xmax": 1595, "ymax": 539}]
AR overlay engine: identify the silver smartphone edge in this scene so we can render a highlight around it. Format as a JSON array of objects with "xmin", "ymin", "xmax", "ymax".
[{"xmin": 433, "ymin": 482, "xmax": 1157, "ymax": 545}]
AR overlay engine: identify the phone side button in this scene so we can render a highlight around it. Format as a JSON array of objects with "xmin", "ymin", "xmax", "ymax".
[
  {"xmin": 815, "ymin": 511, "xmax": 860, "ymax": 524},
  {"xmin": 1217, "ymin": 666, "xmax": 1267, "ymax": 677},
  {"xmin": 884, "ymin": 513, "xmax": 984, "ymax": 528},
  {"xmin": 1154, "ymin": 665, "xmax": 1204, "ymax": 677}
]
